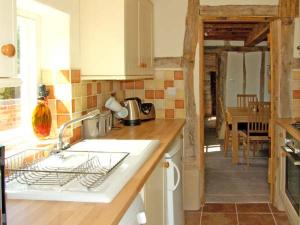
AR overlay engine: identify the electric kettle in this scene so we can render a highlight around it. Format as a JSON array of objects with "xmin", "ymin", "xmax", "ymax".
[{"xmin": 123, "ymin": 98, "xmax": 141, "ymax": 126}]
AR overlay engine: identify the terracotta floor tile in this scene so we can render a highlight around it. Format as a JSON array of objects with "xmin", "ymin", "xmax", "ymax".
[
  {"xmin": 268, "ymin": 203, "xmax": 285, "ymax": 213},
  {"xmin": 201, "ymin": 213, "xmax": 238, "ymax": 225},
  {"xmin": 236, "ymin": 203, "xmax": 271, "ymax": 213},
  {"xmin": 238, "ymin": 213, "xmax": 276, "ymax": 225},
  {"xmin": 203, "ymin": 203, "xmax": 236, "ymax": 213},
  {"xmin": 184, "ymin": 211, "xmax": 201, "ymax": 225},
  {"xmin": 273, "ymin": 213, "xmax": 292, "ymax": 225}
]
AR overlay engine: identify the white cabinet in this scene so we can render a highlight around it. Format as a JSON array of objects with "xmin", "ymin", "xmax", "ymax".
[
  {"xmin": 143, "ymin": 158, "xmax": 166, "ymax": 225},
  {"xmin": 0, "ymin": 0, "xmax": 16, "ymax": 78},
  {"xmin": 294, "ymin": 18, "xmax": 300, "ymax": 58},
  {"xmin": 143, "ymin": 135, "xmax": 183, "ymax": 225},
  {"xmin": 138, "ymin": 0, "xmax": 154, "ymax": 75},
  {"xmin": 80, "ymin": 0, "xmax": 154, "ymax": 80}
]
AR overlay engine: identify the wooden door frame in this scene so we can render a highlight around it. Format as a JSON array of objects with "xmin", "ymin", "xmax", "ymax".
[{"xmin": 198, "ymin": 16, "xmax": 277, "ymax": 204}]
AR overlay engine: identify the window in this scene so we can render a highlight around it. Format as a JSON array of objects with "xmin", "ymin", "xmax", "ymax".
[{"xmin": 0, "ymin": 13, "xmax": 40, "ymax": 149}]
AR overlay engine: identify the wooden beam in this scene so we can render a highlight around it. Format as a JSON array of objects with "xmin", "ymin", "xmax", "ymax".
[
  {"xmin": 243, "ymin": 52, "xmax": 246, "ymax": 94},
  {"xmin": 182, "ymin": 0, "xmax": 202, "ymax": 205},
  {"xmin": 279, "ymin": 0, "xmax": 299, "ymax": 17},
  {"xmin": 244, "ymin": 23, "xmax": 269, "ymax": 47},
  {"xmin": 203, "ymin": 16, "xmax": 275, "ymax": 23},
  {"xmin": 259, "ymin": 51, "xmax": 266, "ymax": 101},
  {"xmin": 199, "ymin": 5, "xmax": 278, "ymax": 17},
  {"xmin": 205, "ymin": 46, "xmax": 269, "ymax": 53},
  {"xmin": 154, "ymin": 57, "xmax": 183, "ymax": 69},
  {"xmin": 205, "ymin": 23, "xmax": 256, "ymax": 29},
  {"xmin": 205, "ymin": 36, "xmax": 247, "ymax": 41},
  {"xmin": 199, "ymin": 17, "xmax": 205, "ymax": 205},
  {"xmin": 279, "ymin": 19, "xmax": 293, "ymax": 118},
  {"xmin": 269, "ymin": 19, "xmax": 280, "ymax": 206}
]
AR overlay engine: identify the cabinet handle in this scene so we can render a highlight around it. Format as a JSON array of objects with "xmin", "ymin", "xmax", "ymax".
[
  {"xmin": 163, "ymin": 161, "xmax": 169, "ymax": 168},
  {"xmin": 1, "ymin": 43, "xmax": 15, "ymax": 57},
  {"xmin": 140, "ymin": 63, "xmax": 147, "ymax": 68}
]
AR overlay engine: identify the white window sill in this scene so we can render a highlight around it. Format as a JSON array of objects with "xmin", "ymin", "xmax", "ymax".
[
  {"xmin": 0, "ymin": 77, "xmax": 22, "ymax": 88},
  {"xmin": 0, "ymin": 128, "xmax": 57, "ymax": 157}
]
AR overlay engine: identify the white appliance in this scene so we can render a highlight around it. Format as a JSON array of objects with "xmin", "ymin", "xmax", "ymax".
[
  {"xmin": 118, "ymin": 194, "xmax": 147, "ymax": 225},
  {"xmin": 165, "ymin": 138, "xmax": 184, "ymax": 225}
]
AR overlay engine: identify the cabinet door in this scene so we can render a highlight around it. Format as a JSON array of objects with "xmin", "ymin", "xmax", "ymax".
[
  {"xmin": 124, "ymin": 0, "xmax": 140, "ymax": 76},
  {"xmin": 80, "ymin": 0, "xmax": 126, "ymax": 76},
  {"xmin": 138, "ymin": 0, "xmax": 154, "ymax": 75},
  {"xmin": 294, "ymin": 18, "xmax": 300, "ymax": 58},
  {"xmin": 144, "ymin": 158, "xmax": 165, "ymax": 225},
  {"xmin": 0, "ymin": 0, "xmax": 16, "ymax": 77}
]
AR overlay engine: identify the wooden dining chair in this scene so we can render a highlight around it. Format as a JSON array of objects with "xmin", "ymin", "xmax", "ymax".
[
  {"xmin": 237, "ymin": 94, "xmax": 258, "ymax": 108},
  {"xmin": 239, "ymin": 102, "xmax": 270, "ymax": 165},
  {"xmin": 219, "ymin": 97, "xmax": 232, "ymax": 156}
]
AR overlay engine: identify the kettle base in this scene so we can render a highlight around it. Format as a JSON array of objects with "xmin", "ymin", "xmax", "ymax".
[{"xmin": 123, "ymin": 119, "xmax": 141, "ymax": 126}]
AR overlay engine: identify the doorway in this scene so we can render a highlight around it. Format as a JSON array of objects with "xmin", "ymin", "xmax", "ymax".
[{"xmin": 199, "ymin": 18, "xmax": 275, "ymax": 203}]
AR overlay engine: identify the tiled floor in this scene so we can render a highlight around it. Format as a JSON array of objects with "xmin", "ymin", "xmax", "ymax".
[
  {"xmin": 185, "ymin": 203, "xmax": 291, "ymax": 225},
  {"xmin": 205, "ymin": 128, "xmax": 269, "ymax": 202}
]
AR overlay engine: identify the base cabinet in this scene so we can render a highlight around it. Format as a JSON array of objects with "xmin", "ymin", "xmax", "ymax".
[
  {"xmin": 143, "ymin": 158, "xmax": 166, "ymax": 225},
  {"xmin": 143, "ymin": 135, "xmax": 183, "ymax": 225}
]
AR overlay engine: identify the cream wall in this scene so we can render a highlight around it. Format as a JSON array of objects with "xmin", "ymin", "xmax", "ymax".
[
  {"xmin": 225, "ymin": 52, "xmax": 270, "ymax": 107},
  {"xmin": 152, "ymin": 0, "xmax": 187, "ymax": 57},
  {"xmin": 17, "ymin": 0, "xmax": 80, "ymax": 69},
  {"xmin": 36, "ymin": 0, "xmax": 80, "ymax": 68}
]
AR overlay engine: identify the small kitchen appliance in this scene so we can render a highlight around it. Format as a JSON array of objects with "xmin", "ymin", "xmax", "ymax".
[
  {"xmin": 123, "ymin": 98, "xmax": 155, "ymax": 126},
  {"xmin": 123, "ymin": 98, "xmax": 141, "ymax": 126}
]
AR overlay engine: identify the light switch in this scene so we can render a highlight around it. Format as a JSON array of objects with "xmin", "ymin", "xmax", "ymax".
[{"xmin": 166, "ymin": 87, "xmax": 176, "ymax": 96}]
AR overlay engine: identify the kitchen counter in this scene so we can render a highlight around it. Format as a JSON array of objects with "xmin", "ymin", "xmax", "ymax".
[
  {"xmin": 6, "ymin": 119, "xmax": 185, "ymax": 225},
  {"xmin": 276, "ymin": 118, "xmax": 300, "ymax": 140}
]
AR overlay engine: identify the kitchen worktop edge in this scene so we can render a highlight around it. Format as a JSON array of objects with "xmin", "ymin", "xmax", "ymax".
[{"xmin": 7, "ymin": 119, "xmax": 185, "ymax": 225}]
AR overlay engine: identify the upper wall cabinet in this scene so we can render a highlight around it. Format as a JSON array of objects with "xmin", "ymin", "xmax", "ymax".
[
  {"xmin": 80, "ymin": 0, "xmax": 154, "ymax": 80},
  {"xmin": 294, "ymin": 18, "xmax": 300, "ymax": 58},
  {"xmin": 0, "ymin": 0, "xmax": 16, "ymax": 78}
]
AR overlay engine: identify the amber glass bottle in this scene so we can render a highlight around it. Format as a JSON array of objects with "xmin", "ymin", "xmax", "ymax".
[{"xmin": 32, "ymin": 85, "xmax": 52, "ymax": 139}]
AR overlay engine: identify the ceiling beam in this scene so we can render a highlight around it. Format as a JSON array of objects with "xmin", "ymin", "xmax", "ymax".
[
  {"xmin": 205, "ymin": 36, "xmax": 247, "ymax": 41},
  {"xmin": 205, "ymin": 46, "xmax": 269, "ymax": 53},
  {"xmin": 244, "ymin": 23, "xmax": 269, "ymax": 47},
  {"xmin": 278, "ymin": 0, "xmax": 299, "ymax": 17},
  {"xmin": 199, "ymin": 5, "xmax": 278, "ymax": 17}
]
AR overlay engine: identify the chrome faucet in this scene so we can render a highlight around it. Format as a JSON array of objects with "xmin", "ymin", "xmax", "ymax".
[{"xmin": 57, "ymin": 109, "xmax": 100, "ymax": 151}]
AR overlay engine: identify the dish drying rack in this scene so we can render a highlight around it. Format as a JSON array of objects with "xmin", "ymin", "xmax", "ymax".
[{"xmin": 5, "ymin": 149, "xmax": 129, "ymax": 189}]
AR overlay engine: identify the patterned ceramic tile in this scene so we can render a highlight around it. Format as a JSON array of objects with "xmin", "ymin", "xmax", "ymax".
[
  {"xmin": 165, "ymin": 99, "xmax": 175, "ymax": 109},
  {"xmin": 57, "ymin": 70, "xmax": 70, "ymax": 84},
  {"xmin": 165, "ymin": 109, "xmax": 174, "ymax": 119},
  {"xmin": 174, "ymin": 71, "xmax": 184, "ymax": 80},
  {"xmin": 135, "ymin": 80, "xmax": 144, "ymax": 89},
  {"xmin": 155, "ymin": 90, "xmax": 164, "ymax": 99},
  {"xmin": 144, "ymin": 80, "xmax": 155, "ymax": 90},
  {"xmin": 164, "ymin": 71, "xmax": 174, "ymax": 80},
  {"xmin": 71, "ymin": 70, "xmax": 81, "ymax": 83}
]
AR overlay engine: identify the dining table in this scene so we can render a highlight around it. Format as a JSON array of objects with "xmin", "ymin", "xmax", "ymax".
[{"xmin": 226, "ymin": 107, "xmax": 250, "ymax": 164}]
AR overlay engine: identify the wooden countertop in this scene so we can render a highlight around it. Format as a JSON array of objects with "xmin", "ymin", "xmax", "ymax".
[
  {"xmin": 6, "ymin": 119, "xmax": 185, "ymax": 225},
  {"xmin": 276, "ymin": 118, "xmax": 300, "ymax": 141}
]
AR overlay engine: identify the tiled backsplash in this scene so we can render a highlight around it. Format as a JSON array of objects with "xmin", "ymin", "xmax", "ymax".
[
  {"xmin": 292, "ymin": 69, "xmax": 300, "ymax": 117},
  {"xmin": 124, "ymin": 70, "xmax": 186, "ymax": 119},
  {"xmin": 42, "ymin": 69, "xmax": 125, "ymax": 143},
  {"xmin": 1, "ymin": 69, "xmax": 186, "ymax": 142}
]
